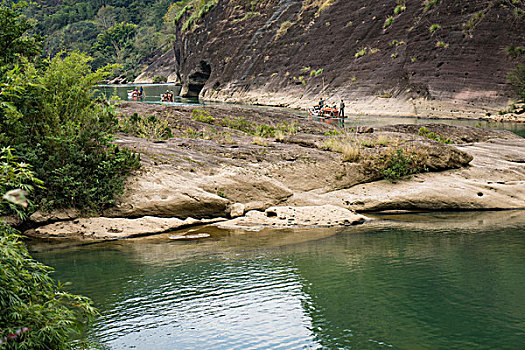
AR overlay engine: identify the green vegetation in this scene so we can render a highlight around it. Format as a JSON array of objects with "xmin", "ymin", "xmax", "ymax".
[
  {"xmin": 429, "ymin": 24, "xmax": 441, "ymax": 34},
  {"xmin": 0, "ymin": 2, "xmax": 140, "ymax": 213},
  {"xmin": 321, "ymin": 138, "xmax": 360, "ymax": 162},
  {"xmin": 394, "ymin": 4, "xmax": 406, "ymax": 15},
  {"xmin": 180, "ymin": 0, "xmax": 218, "ymax": 32},
  {"xmin": 463, "ymin": 12, "xmax": 485, "ymax": 34},
  {"xmin": 507, "ymin": 65, "xmax": 525, "ymax": 102},
  {"xmin": 120, "ymin": 113, "xmax": 172, "ymax": 139},
  {"xmin": 355, "ymin": 47, "xmax": 367, "ymax": 58},
  {"xmin": 380, "ymin": 149, "xmax": 423, "ymax": 181},
  {"xmin": 505, "ymin": 46, "xmax": 525, "ymax": 58},
  {"xmin": 219, "ymin": 117, "xmax": 298, "ymax": 139},
  {"xmin": 302, "ymin": 0, "xmax": 336, "ymax": 15},
  {"xmin": 418, "ymin": 127, "xmax": 452, "ymax": 144},
  {"xmin": 424, "ymin": 0, "xmax": 439, "ymax": 12},
  {"xmin": 436, "ymin": 41, "xmax": 449, "ymax": 48},
  {"xmin": 191, "ymin": 109, "xmax": 215, "ymax": 124},
  {"xmin": 383, "ymin": 16, "xmax": 394, "ymax": 28},
  {"xmin": 26, "ymin": 0, "xmax": 175, "ymax": 80},
  {"xmin": 0, "ymin": 148, "xmax": 43, "ymax": 219},
  {"xmin": 276, "ymin": 21, "xmax": 293, "ymax": 39},
  {"xmin": 153, "ymin": 75, "xmax": 168, "ymax": 83},
  {"xmin": 221, "ymin": 116, "xmax": 254, "ymax": 133},
  {"xmin": 0, "ymin": 148, "xmax": 96, "ymax": 349},
  {"xmin": 310, "ymin": 68, "xmax": 324, "ymax": 77}
]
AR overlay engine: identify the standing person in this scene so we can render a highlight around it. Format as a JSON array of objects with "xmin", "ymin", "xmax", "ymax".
[
  {"xmin": 340, "ymin": 99, "xmax": 345, "ymax": 117},
  {"xmin": 169, "ymin": 90, "xmax": 174, "ymax": 102},
  {"xmin": 139, "ymin": 86, "xmax": 144, "ymax": 97},
  {"xmin": 319, "ymin": 97, "xmax": 325, "ymax": 108}
]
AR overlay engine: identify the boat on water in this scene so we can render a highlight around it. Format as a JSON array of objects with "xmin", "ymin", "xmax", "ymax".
[
  {"xmin": 127, "ymin": 90, "xmax": 144, "ymax": 100},
  {"xmin": 308, "ymin": 105, "xmax": 341, "ymax": 117},
  {"xmin": 307, "ymin": 105, "xmax": 346, "ymax": 125}
]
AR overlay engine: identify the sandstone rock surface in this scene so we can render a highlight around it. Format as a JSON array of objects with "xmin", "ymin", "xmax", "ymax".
[
  {"xmin": 24, "ymin": 104, "xmax": 525, "ymax": 240},
  {"xmin": 216, "ymin": 205, "xmax": 370, "ymax": 231},
  {"xmin": 26, "ymin": 216, "xmax": 225, "ymax": 240}
]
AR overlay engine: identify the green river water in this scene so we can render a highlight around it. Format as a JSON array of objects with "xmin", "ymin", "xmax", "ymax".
[
  {"xmin": 96, "ymin": 84, "xmax": 525, "ymax": 138},
  {"xmin": 29, "ymin": 211, "xmax": 525, "ymax": 349}
]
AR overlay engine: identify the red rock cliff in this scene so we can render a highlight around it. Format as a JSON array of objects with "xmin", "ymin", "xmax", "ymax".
[{"xmin": 137, "ymin": 0, "xmax": 525, "ymax": 118}]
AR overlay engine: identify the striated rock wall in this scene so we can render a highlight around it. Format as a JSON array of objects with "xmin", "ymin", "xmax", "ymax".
[{"xmin": 138, "ymin": 0, "xmax": 525, "ymax": 118}]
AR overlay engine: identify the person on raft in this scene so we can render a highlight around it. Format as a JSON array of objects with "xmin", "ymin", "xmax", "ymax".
[{"xmin": 340, "ymin": 99, "xmax": 345, "ymax": 117}]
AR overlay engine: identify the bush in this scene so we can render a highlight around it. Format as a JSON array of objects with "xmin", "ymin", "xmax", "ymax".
[
  {"xmin": 191, "ymin": 109, "xmax": 215, "ymax": 123},
  {"xmin": 505, "ymin": 46, "xmax": 525, "ymax": 58},
  {"xmin": 394, "ymin": 5, "xmax": 406, "ymax": 15},
  {"xmin": 507, "ymin": 64, "xmax": 525, "ymax": 102},
  {"xmin": 220, "ymin": 116, "xmax": 254, "ymax": 133},
  {"xmin": 0, "ymin": 223, "xmax": 97, "ymax": 349},
  {"xmin": 0, "ymin": 52, "xmax": 140, "ymax": 212},
  {"xmin": 121, "ymin": 113, "xmax": 172, "ymax": 139},
  {"xmin": 276, "ymin": 21, "xmax": 293, "ymax": 39},
  {"xmin": 310, "ymin": 68, "xmax": 324, "ymax": 77},
  {"xmin": 0, "ymin": 152, "xmax": 96, "ymax": 349},
  {"xmin": 321, "ymin": 137, "xmax": 360, "ymax": 162},
  {"xmin": 424, "ymin": 0, "xmax": 438, "ymax": 12},
  {"xmin": 381, "ymin": 149, "xmax": 421, "ymax": 181},
  {"xmin": 429, "ymin": 24, "xmax": 441, "ymax": 34},
  {"xmin": 418, "ymin": 126, "xmax": 452, "ymax": 143},
  {"xmin": 0, "ymin": 147, "xmax": 43, "ymax": 219},
  {"xmin": 152, "ymin": 75, "xmax": 168, "ymax": 83},
  {"xmin": 355, "ymin": 47, "xmax": 367, "ymax": 58},
  {"xmin": 383, "ymin": 16, "xmax": 394, "ymax": 28}
]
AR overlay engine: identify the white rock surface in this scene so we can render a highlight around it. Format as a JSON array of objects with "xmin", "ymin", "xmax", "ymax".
[
  {"xmin": 26, "ymin": 216, "xmax": 225, "ymax": 239},
  {"xmin": 216, "ymin": 205, "xmax": 371, "ymax": 231}
]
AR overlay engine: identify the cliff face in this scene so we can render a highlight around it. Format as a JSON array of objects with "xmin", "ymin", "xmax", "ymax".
[{"xmin": 137, "ymin": 0, "xmax": 525, "ymax": 118}]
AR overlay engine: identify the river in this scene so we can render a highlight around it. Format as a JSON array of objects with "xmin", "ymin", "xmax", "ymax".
[
  {"xmin": 29, "ymin": 211, "xmax": 525, "ymax": 349},
  {"xmin": 96, "ymin": 84, "xmax": 525, "ymax": 138}
]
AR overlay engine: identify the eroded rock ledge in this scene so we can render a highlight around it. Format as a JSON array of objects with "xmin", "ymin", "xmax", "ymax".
[
  {"xmin": 26, "ymin": 216, "xmax": 224, "ymax": 240},
  {"xmin": 216, "ymin": 205, "xmax": 370, "ymax": 231},
  {"xmin": 24, "ymin": 103, "xmax": 525, "ymax": 240}
]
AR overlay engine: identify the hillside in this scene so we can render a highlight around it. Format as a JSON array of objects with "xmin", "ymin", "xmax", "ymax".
[
  {"xmin": 137, "ymin": 0, "xmax": 525, "ymax": 118},
  {"xmin": 27, "ymin": 0, "xmax": 173, "ymax": 79}
]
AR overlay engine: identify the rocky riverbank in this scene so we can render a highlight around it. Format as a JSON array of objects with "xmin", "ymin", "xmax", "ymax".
[{"xmin": 25, "ymin": 102, "xmax": 525, "ymax": 239}]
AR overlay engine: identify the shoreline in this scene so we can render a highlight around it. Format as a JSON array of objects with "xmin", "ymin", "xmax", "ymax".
[{"xmin": 23, "ymin": 102, "xmax": 525, "ymax": 240}]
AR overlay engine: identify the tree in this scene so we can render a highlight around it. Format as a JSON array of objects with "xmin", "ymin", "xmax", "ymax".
[
  {"xmin": 0, "ymin": 1, "xmax": 140, "ymax": 213},
  {"xmin": 95, "ymin": 5, "xmax": 116, "ymax": 30},
  {"xmin": 92, "ymin": 21, "xmax": 138, "ymax": 64},
  {"xmin": 507, "ymin": 64, "xmax": 525, "ymax": 103},
  {"xmin": 0, "ymin": 148, "xmax": 97, "ymax": 349},
  {"xmin": 0, "ymin": 1, "xmax": 41, "ymax": 67}
]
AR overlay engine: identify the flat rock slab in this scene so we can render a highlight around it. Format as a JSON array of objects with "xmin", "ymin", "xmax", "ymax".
[
  {"xmin": 216, "ymin": 205, "xmax": 371, "ymax": 231},
  {"xmin": 25, "ymin": 216, "xmax": 225, "ymax": 240}
]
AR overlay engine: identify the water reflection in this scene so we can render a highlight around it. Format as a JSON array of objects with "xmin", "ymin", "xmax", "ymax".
[{"xmin": 30, "ymin": 211, "xmax": 525, "ymax": 349}]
